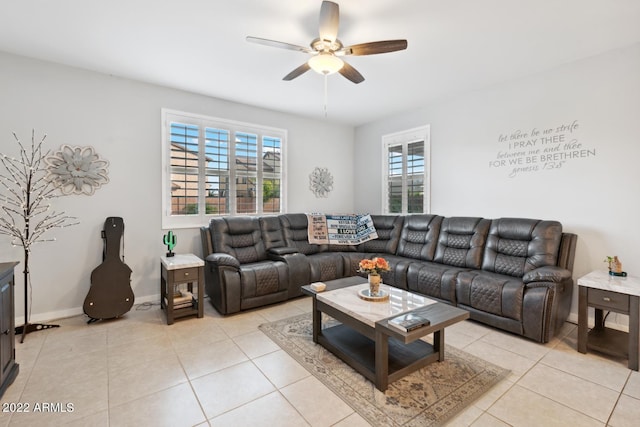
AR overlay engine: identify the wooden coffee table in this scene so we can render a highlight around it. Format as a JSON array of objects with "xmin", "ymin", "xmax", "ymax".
[{"xmin": 302, "ymin": 277, "xmax": 470, "ymax": 391}]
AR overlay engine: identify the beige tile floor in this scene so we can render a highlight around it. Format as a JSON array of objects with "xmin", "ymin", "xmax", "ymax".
[{"xmin": 1, "ymin": 296, "xmax": 639, "ymax": 427}]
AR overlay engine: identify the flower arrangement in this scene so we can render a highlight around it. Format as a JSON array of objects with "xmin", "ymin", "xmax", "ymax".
[{"xmin": 357, "ymin": 257, "xmax": 390, "ymax": 276}]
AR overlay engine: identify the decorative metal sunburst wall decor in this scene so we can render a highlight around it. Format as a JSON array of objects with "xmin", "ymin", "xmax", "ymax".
[
  {"xmin": 45, "ymin": 145, "xmax": 110, "ymax": 195},
  {"xmin": 309, "ymin": 166, "xmax": 334, "ymax": 198}
]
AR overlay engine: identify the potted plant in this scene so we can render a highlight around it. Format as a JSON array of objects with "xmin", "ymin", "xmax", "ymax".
[{"xmin": 604, "ymin": 256, "xmax": 626, "ymax": 276}]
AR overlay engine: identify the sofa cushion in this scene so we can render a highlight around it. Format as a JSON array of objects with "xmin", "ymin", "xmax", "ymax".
[
  {"xmin": 339, "ymin": 252, "xmax": 365, "ymax": 278},
  {"xmin": 406, "ymin": 261, "xmax": 465, "ymax": 303},
  {"xmin": 238, "ymin": 260, "xmax": 289, "ymax": 311},
  {"xmin": 260, "ymin": 216, "xmax": 287, "ymax": 250},
  {"xmin": 434, "ymin": 217, "xmax": 490, "ymax": 269},
  {"xmin": 209, "ymin": 217, "xmax": 267, "ymax": 263},
  {"xmin": 240, "ymin": 261, "xmax": 288, "ymax": 297},
  {"xmin": 396, "ymin": 215, "xmax": 442, "ymax": 261},
  {"xmin": 456, "ymin": 271, "xmax": 524, "ymax": 321},
  {"xmin": 307, "ymin": 253, "xmax": 345, "ymax": 282},
  {"xmin": 279, "ymin": 213, "xmax": 326, "ymax": 255},
  {"xmin": 357, "ymin": 215, "xmax": 404, "ymax": 254},
  {"xmin": 482, "ymin": 218, "xmax": 562, "ymax": 277}
]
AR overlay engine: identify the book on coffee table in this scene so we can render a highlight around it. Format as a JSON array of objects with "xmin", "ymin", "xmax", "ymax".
[{"xmin": 388, "ymin": 311, "xmax": 431, "ymax": 332}]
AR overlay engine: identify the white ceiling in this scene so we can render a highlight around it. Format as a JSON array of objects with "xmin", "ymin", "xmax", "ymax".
[{"xmin": 2, "ymin": 1, "xmax": 640, "ymax": 126}]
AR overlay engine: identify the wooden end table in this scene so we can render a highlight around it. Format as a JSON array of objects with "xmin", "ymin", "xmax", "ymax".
[
  {"xmin": 160, "ymin": 254, "xmax": 204, "ymax": 325},
  {"xmin": 577, "ymin": 270, "xmax": 639, "ymax": 371}
]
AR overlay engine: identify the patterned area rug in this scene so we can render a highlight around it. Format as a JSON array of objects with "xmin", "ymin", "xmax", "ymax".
[{"xmin": 259, "ymin": 313, "xmax": 509, "ymax": 427}]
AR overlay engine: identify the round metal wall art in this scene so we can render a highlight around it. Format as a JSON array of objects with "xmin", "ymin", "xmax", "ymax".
[
  {"xmin": 309, "ymin": 166, "xmax": 334, "ymax": 198},
  {"xmin": 45, "ymin": 145, "xmax": 110, "ymax": 195}
]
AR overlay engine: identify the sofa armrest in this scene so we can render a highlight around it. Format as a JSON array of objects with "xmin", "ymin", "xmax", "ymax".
[
  {"xmin": 268, "ymin": 247, "xmax": 299, "ymax": 256},
  {"xmin": 522, "ymin": 266, "xmax": 574, "ymax": 342},
  {"xmin": 205, "ymin": 253, "xmax": 241, "ymax": 270},
  {"xmin": 523, "ymin": 266, "xmax": 571, "ymax": 284}
]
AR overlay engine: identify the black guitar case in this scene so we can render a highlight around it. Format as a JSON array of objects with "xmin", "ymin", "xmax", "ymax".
[{"xmin": 83, "ymin": 217, "xmax": 134, "ymax": 322}]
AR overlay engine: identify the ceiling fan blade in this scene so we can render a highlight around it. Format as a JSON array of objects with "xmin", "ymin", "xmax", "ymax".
[
  {"xmin": 246, "ymin": 36, "xmax": 312, "ymax": 54},
  {"xmin": 339, "ymin": 61, "xmax": 364, "ymax": 84},
  {"xmin": 319, "ymin": 1, "xmax": 339, "ymax": 42},
  {"xmin": 341, "ymin": 40, "xmax": 408, "ymax": 56},
  {"xmin": 283, "ymin": 62, "xmax": 311, "ymax": 81}
]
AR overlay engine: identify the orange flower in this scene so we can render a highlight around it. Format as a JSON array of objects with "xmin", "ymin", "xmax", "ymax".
[
  {"xmin": 375, "ymin": 257, "xmax": 389, "ymax": 271},
  {"xmin": 357, "ymin": 257, "xmax": 390, "ymax": 275}
]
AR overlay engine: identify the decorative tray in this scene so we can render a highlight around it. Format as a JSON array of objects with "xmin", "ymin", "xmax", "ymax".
[{"xmin": 357, "ymin": 289, "xmax": 390, "ymax": 302}]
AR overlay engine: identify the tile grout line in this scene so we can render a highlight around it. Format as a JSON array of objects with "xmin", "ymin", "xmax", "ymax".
[
  {"xmin": 8, "ymin": 332, "xmax": 48, "ymax": 426},
  {"xmin": 536, "ymin": 356, "xmax": 631, "ymax": 393},
  {"xmin": 164, "ymin": 317, "xmax": 210, "ymax": 426},
  {"xmin": 508, "ymin": 382, "xmax": 613, "ymax": 426},
  {"xmin": 605, "ymin": 370, "xmax": 633, "ymax": 426},
  {"xmin": 245, "ymin": 328, "xmax": 313, "ymax": 426},
  {"xmin": 507, "ymin": 324, "xmax": 627, "ymax": 425}
]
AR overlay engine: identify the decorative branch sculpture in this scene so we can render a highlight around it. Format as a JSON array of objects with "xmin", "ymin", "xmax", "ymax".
[{"xmin": 0, "ymin": 130, "xmax": 78, "ymax": 342}]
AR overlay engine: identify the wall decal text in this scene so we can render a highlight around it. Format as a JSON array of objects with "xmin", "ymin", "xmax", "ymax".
[{"xmin": 489, "ymin": 120, "xmax": 596, "ymax": 178}]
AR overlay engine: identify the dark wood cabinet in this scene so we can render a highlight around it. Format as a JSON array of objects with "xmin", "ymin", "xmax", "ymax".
[{"xmin": 0, "ymin": 262, "xmax": 19, "ymax": 398}]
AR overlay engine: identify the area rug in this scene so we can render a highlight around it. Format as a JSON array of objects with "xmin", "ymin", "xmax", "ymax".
[{"xmin": 259, "ymin": 313, "xmax": 509, "ymax": 427}]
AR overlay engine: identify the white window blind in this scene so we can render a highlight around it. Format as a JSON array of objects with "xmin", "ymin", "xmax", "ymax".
[
  {"xmin": 204, "ymin": 127, "xmax": 230, "ymax": 215},
  {"xmin": 382, "ymin": 126, "xmax": 430, "ymax": 214},
  {"xmin": 162, "ymin": 109, "xmax": 286, "ymax": 229},
  {"xmin": 170, "ymin": 123, "xmax": 200, "ymax": 215}
]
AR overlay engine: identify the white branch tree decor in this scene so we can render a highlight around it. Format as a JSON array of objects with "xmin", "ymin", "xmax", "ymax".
[{"xmin": 0, "ymin": 130, "xmax": 78, "ymax": 342}]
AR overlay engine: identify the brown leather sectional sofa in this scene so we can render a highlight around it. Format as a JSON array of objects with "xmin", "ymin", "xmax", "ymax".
[{"xmin": 200, "ymin": 213, "xmax": 577, "ymax": 343}]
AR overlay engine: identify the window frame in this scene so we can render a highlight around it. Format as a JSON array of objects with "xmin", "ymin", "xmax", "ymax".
[
  {"xmin": 381, "ymin": 125, "xmax": 431, "ymax": 214},
  {"xmin": 161, "ymin": 109, "xmax": 287, "ymax": 229}
]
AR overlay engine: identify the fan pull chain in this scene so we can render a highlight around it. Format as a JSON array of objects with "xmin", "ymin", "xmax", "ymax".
[{"xmin": 324, "ymin": 74, "xmax": 329, "ymax": 118}]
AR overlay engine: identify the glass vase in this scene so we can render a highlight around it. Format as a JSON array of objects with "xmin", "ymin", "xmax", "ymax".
[{"xmin": 368, "ymin": 273, "xmax": 381, "ymax": 296}]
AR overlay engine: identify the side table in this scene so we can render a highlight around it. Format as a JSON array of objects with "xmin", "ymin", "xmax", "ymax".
[
  {"xmin": 160, "ymin": 254, "xmax": 204, "ymax": 325},
  {"xmin": 577, "ymin": 270, "xmax": 639, "ymax": 371}
]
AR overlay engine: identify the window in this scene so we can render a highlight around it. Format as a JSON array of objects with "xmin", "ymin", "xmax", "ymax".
[
  {"xmin": 382, "ymin": 126, "xmax": 430, "ymax": 214},
  {"xmin": 162, "ymin": 109, "xmax": 286, "ymax": 228}
]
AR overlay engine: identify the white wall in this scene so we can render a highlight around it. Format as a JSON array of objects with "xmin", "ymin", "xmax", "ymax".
[
  {"xmin": 354, "ymin": 43, "xmax": 640, "ymax": 326},
  {"xmin": 0, "ymin": 51, "xmax": 354, "ymax": 322},
  {"xmin": 3, "ymin": 42, "xmax": 639, "ymax": 326}
]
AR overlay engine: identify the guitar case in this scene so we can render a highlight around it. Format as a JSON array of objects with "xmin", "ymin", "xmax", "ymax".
[{"xmin": 83, "ymin": 217, "xmax": 134, "ymax": 322}]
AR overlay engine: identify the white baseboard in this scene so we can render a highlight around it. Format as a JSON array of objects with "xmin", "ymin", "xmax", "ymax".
[
  {"xmin": 14, "ymin": 293, "xmax": 161, "ymax": 325},
  {"xmin": 16, "ymin": 298, "xmax": 631, "ymax": 335}
]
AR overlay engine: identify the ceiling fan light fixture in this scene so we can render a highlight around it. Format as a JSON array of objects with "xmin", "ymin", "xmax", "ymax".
[
  {"xmin": 308, "ymin": 53, "xmax": 344, "ymax": 75},
  {"xmin": 247, "ymin": 1, "xmax": 407, "ymax": 84}
]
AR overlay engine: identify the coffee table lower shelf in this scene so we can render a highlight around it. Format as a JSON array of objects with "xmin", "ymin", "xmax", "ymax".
[{"xmin": 319, "ymin": 323, "xmax": 439, "ymax": 390}]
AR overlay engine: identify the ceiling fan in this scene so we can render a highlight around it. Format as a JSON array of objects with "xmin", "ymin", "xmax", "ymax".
[{"xmin": 246, "ymin": 1, "xmax": 408, "ymax": 84}]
